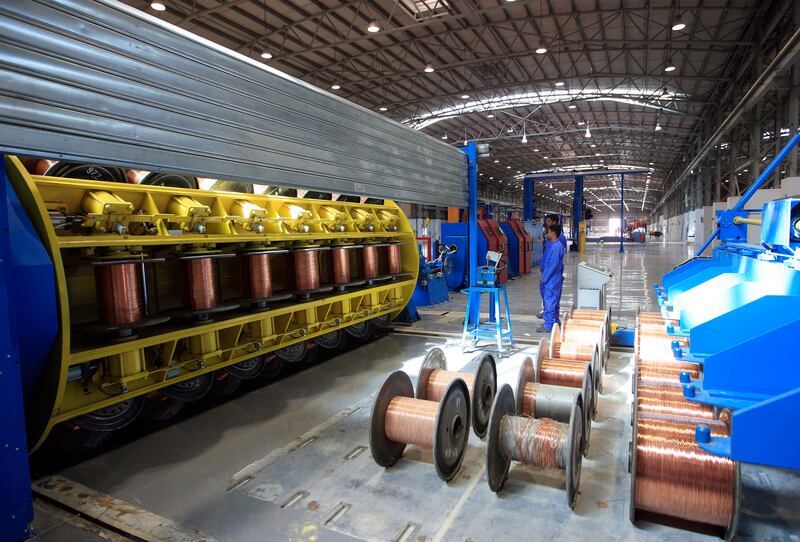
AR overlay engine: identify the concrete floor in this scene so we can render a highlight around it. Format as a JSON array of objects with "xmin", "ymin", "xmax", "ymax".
[{"xmin": 30, "ymin": 242, "xmax": 800, "ymax": 541}]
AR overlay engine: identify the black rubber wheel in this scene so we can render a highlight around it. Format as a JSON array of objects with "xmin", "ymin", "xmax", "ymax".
[
  {"xmin": 226, "ymin": 356, "xmax": 268, "ymax": 380},
  {"xmin": 314, "ymin": 330, "xmax": 348, "ymax": 351},
  {"xmin": 47, "ymin": 423, "xmax": 113, "ymax": 452},
  {"xmin": 160, "ymin": 373, "xmax": 214, "ymax": 401},
  {"xmin": 210, "ymin": 180, "xmax": 254, "ymax": 193},
  {"xmin": 140, "ymin": 172, "xmax": 198, "ymax": 189},
  {"xmin": 71, "ymin": 396, "xmax": 145, "ymax": 432},
  {"xmin": 259, "ymin": 355, "xmax": 284, "ymax": 380},
  {"xmin": 345, "ymin": 321, "xmax": 372, "ymax": 342},
  {"xmin": 207, "ymin": 372, "xmax": 242, "ymax": 398},
  {"xmin": 140, "ymin": 392, "xmax": 187, "ymax": 422},
  {"xmin": 275, "ymin": 341, "xmax": 308, "ymax": 363},
  {"xmin": 45, "ymin": 162, "xmax": 127, "ymax": 183}
]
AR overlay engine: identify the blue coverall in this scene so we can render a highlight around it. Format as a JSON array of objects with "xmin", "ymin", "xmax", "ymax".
[{"xmin": 540, "ymin": 237, "xmax": 564, "ymax": 330}]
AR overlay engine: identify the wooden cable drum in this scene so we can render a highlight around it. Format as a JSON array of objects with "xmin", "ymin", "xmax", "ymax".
[
  {"xmin": 416, "ymin": 348, "xmax": 497, "ymax": 438},
  {"xmin": 629, "ymin": 410, "xmax": 740, "ymax": 539},
  {"xmin": 515, "ymin": 356, "xmax": 592, "ymax": 455},
  {"xmin": 486, "ymin": 385, "xmax": 583, "ymax": 509},
  {"xmin": 370, "ymin": 371, "xmax": 470, "ymax": 481},
  {"xmin": 536, "ymin": 338, "xmax": 600, "ymax": 404}
]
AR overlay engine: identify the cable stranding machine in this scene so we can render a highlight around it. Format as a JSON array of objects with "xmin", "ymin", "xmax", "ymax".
[{"xmin": 5, "ymin": 155, "xmax": 419, "ymax": 451}]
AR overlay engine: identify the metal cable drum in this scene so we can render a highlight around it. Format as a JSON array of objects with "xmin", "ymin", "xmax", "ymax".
[
  {"xmin": 486, "ymin": 385, "xmax": 583, "ymax": 509},
  {"xmin": 370, "ymin": 371, "xmax": 470, "ymax": 481},
  {"xmin": 536, "ymin": 338, "xmax": 600, "ymax": 407},
  {"xmin": 550, "ymin": 322, "xmax": 605, "ymax": 376},
  {"xmin": 0, "ymin": 0, "xmax": 468, "ymax": 207},
  {"xmin": 629, "ymin": 409, "xmax": 740, "ymax": 539},
  {"xmin": 515, "ymin": 356, "xmax": 592, "ymax": 456},
  {"xmin": 416, "ymin": 348, "xmax": 497, "ymax": 438}
]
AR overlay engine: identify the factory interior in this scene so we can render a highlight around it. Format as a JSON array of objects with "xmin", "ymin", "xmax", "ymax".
[{"xmin": 1, "ymin": 1, "xmax": 799, "ymax": 541}]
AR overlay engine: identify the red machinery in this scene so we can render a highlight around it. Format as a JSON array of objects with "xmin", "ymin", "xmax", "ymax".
[
  {"xmin": 478, "ymin": 219, "xmax": 508, "ymax": 284},
  {"xmin": 507, "ymin": 219, "xmax": 532, "ymax": 275}
]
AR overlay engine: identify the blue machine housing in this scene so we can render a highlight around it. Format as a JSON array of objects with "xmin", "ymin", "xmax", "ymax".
[
  {"xmin": 655, "ymin": 197, "xmax": 800, "ymax": 470},
  {"xmin": 442, "ymin": 222, "xmax": 500, "ymax": 290},
  {"xmin": 525, "ymin": 220, "xmax": 544, "ymax": 268},
  {"xmin": 499, "ymin": 222, "xmax": 518, "ymax": 279},
  {"xmin": 411, "ymin": 246, "xmax": 450, "ymax": 307}
]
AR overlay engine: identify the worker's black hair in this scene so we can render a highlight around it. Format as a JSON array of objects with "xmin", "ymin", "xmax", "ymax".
[
  {"xmin": 546, "ymin": 214, "xmax": 560, "ymax": 224},
  {"xmin": 548, "ymin": 224, "xmax": 562, "ymax": 237}
]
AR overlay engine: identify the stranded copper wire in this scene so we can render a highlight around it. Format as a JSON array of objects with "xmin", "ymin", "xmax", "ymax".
[
  {"xmin": 361, "ymin": 245, "xmax": 380, "ymax": 280},
  {"xmin": 633, "ymin": 416, "xmax": 737, "ymax": 530},
  {"xmin": 331, "ymin": 247, "xmax": 351, "ymax": 285},
  {"xmin": 245, "ymin": 253, "xmax": 273, "ymax": 300},
  {"xmin": 540, "ymin": 357, "xmax": 589, "ymax": 388},
  {"xmin": 553, "ymin": 341, "xmax": 594, "ymax": 361},
  {"xmin": 183, "ymin": 257, "xmax": 219, "ymax": 311},
  {"xmin": 636, "ymin": 384, "xmax": 715, "ymax": 422},
  {"xmin": 385, "ymin": 397, "xmax": 438, "ymax": 448},
  {"xmin": 293, "ymin": 249, "xmax": 321, "ymax": 292},
  {"xmin": 95, "ymin": 262, "xmax": 143, "ymax": 325},
  {"xmin": 386, "ymin": 243, "xmax": 402, "ymax": 275}
]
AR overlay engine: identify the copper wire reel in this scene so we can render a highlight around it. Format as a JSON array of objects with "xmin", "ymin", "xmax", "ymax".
[
  {"xmin": 360, "ymin": 243, "xmax": 393, "ymax": 285},
  {"xmin": 568, "ymin": 308, "xmax": 611, "ymax": 366},
  {"xmin": 84, "ymin": 256, "xmax": 169, "ymax": 339},
  {"xmin": 384, "ymin": 242, "xmax": 414, "ymax": 280},
  {"xmin": 416, "ymin": 348, "xmax": 497, "ymax": 438},
  {"xmin": 560, "ymin": 316, "xmax": 608, "ymax": 370},
  {"xmin": 543, "ymin": 334, "xmax": 602, "ymax": 396},
  {"xmin": 370, "ymin": 370, "xmax": 470, "ymax": 481},
  {"xmin": 328, "ymin": 244, "xmax": 366, "ymax": 291},
  {"xmin": 238, "ymin": 247, "xmax": 293, "ymax": 309},
  {"xmin": 515, "ymin": 356, "xmax": 592, "ymax": 456},
  {"xmin": 292, "ymin": 246, "xmax": 334, "ymax": 299},
  {"xmin": 177, "ymin": 252, "xmax": 239, "ymax": 322},
  {"xmin": 629, "ymin": 405, "xmax": 740, "ymax": 539},
  {"xmin": 636, "ymin": 359, "xmax": 700, "ymax": 390},
  {"xmin": 486, "ymin": 384, "xmax": 583, "ymax": 509},
  {"xmin": 636, "ymin": 384, "xmax": 717, "ymax": 423}
]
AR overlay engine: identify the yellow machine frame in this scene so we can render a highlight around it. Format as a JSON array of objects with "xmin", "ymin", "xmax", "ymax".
[{"xmin": 6, "ymin": 156, "xmax": 418, "ymax": 449}]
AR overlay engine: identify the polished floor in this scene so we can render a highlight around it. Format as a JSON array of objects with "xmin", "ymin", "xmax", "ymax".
[{"xmin": 30, "ymin": 242, "xmax": 799, "ymax": 541}]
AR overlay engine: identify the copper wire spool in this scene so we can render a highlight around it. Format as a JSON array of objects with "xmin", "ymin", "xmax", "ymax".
[
  {"xmin": 571, "ymin": 309, "xmax": 608, "ymax": 321},
  {"xmin": 636, "ymin": 384, "xmax": 716, "ymax": 422},
  {"xmin": 632, "ymin": 416, "xmax": 738, "ymax": 532},
  {"xmin": 386, "ymin": 243, "xmax": 402, "ymax": 275},
  {"xmin": 370, "ymin": 371, "xmax": 470, "ymax": 481},
  {"xmin": 293, "ymin": 249, "xmax": 321, "ymax": 292},
  {"xmin": 637, "ymin": 360, "xmax": 700, "ymax": 387},
  {"xmin": 553, "ymin": 341, "xmax": 594, "ymax": 361},
  {"xmin": 245, "ymin": 253, "xmax": 273, "ymax": 299},
  {"xmin": 562, "ymin": 321, "xmax": 603, "ymax": 347},
  {"xmin": 183, "ymin": 257, "xmax": 219, "ymax": 311},
  {"xmin": 487, "ymin": 385, "xmax": 582, "ymax": 509},
  {"xmin": 417, "ymin": 349, "xmax": 497, "ymax": 438},
  {"xmin": 95, "ymin": 263, "xmax": 143, "ymax": 325},
  {"xmin": 361, "ymin": 245, "xmax": 379, "ymax": 279},
  {"xmin": 540, "ymin": 357, "xmax": 589, "ymax": 388},
  {"xmin": 331, "ymin": 247, "xmax": 351, "ymax": 285}
]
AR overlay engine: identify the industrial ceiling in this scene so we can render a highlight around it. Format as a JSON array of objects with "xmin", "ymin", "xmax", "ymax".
[{"xmin": 122, "ymin": 0, "xmax": 783, "ymax": 215}]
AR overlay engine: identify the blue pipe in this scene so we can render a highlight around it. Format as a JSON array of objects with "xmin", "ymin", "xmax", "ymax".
[{"xmin": 696, "ymin": 132, "xmax": 800, "ymax": 256}]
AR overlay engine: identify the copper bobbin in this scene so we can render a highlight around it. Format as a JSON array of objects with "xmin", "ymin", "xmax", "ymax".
[
  {"xmin": 183, "ymin": 257, "xmax": 219, "ymax": 311},
  {"xmin": 361, "ymin": 245, "xmax": 380, "ymax": 280},
  {"xmin": 386, "ymin": 243, "xmax": 402, "ymax": 275},
  {"xmin": 293, "ymin": 249, "xmax": 321, "ymax": 292},
  {"xmin": 95, "ymin": 262, "xmax": 143, "ymax": 325},
  {"xmin": 246, "ymin": 252, "xmax": 273, "ymax": 300}
]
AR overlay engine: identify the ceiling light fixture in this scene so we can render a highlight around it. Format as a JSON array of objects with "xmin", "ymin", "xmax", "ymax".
[
  {"xmin": 441, "ymin": 132, "xmax": 448, "ymax": 140},
  {"xmin": 260, "ymin": 51, "xmax": 273, "ymax": 60},
  {"xmin": 569, "ymin": 103, "xmax": 576, "ymax": 109},
  {"xmin": 367, "ymin": 20, "xmax": 381, "ymax": 33},
  {"xmin": 584, "ymin": 126, "xmax": 591, "ymax": 138},
  {"xmin": 533, "ymin": 148, "xmax": 539, "ymax": 152},
  {"xmin": 330, "ymin": 84, "xmax": 341, "ymax": 90},
  {"xmin": 521, "ymin": 133, "xmax": 528, "ymax": 144},
  {"xmin": 487, "ymin": 113, "xmax": 495, "ymax": 118},
  {"xmin": 424, "ymin": 64, "xmax": 435, "ymax": 73},
  {"xmin": 655, "ymin": 122, "xmax": 662, "ymax": 131},
  {"xmin": 460, "ymin": 94, "xmax": 470, "ymax": 99},
  {"xmin": 590, "ymin": 144, "xmax": 596, "ymax": 148},
  {"xmin": 664, "ymin": 59, "xmax": 676, "ymax": 72},
  {"xmin": 555, "ymin": 81, "xmax": 565, "ymax": 87},
  {"xmin": 672, "ymin": 17, "xmax": 686, "ymax": 31},
  {"xmin": 379, "ymin": 106, "xmax": 388, "ymax": 112},
  {"xmin": 577, "ymin": 121, "xmax": 585, "ymax": 126},
  {"xmin": 151, "ymin": 1, "xmax": 166, "ymax": 10},
  {"xmin": 506, "ymin": 127, "xmax": 514, "ymax": 133},
  {"xmin": 494, "ymin": 159, "xmax": 500, "ymax": 163},
  {"xmin": 536, "ymin": 45, "xmax": 547, "ymax": 54}
]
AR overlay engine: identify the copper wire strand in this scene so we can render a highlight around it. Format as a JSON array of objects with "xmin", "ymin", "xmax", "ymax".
[
  {"xmin": 500, "ymin": 415, "xmax": 566, "ymax": 470},
  {"xmin": 183, "ymin": 258, "xmax": 218, "ymax": 311},
  {"xmin": 331, "ymin": 247, "xmax": 351, "ymax": 284},
  {"xmin": 553, "ymin": 341, "xmax": 594, "ymax": 361},
  {"xmin": 426, "ymin": 370, "xmax": 475, "ymax": 402},
  {"xmin": 246, "ymin": 253, "xmax": 273, "ymax": 299},
  {"xmin": 386, "ymin": 244, "xmax": 402, "ymax": 275},
  {"xmin": 637, "ymin": 384, "xmax": 716, "ymax": 422},
  {"xmin": 294, "ymin": 250, "xmax": 320, "ymax": 292},
  {"xmin": 540, "ymin": 357, "xmax": 588, "ymax": 388},
  {"xmin": 570, "ymin": 309, "xmax": 607, "ymax": 320},
  {"xmin": 521, "ymin": 382, "xmax": 540, "ymax": 418},
  {"xmin": 385, "ymin": 396, "xmax": 437, "ymax": 448},
  {"xmin": 562, "ymin": 321, "xmax": 603, "ymax": 345},
  {"xmin": 95, "ymin": 263, "xmax": 143, "ymax": 325},
  {"xmin": 361, "ymin": 245, "xmax": 379, "ymax": 279},
  {"xmin": 634, "ymin": 416, "xmax": 736, "ymax": 528}
]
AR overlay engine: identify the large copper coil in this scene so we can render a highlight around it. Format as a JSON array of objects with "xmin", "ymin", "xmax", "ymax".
[
  {"xmin": 386, "ymin": 244, "xmax": 402, "ymax": 275},
  {"xmin": 562, "ymin": 321, "xmax": 603, "ymax": 345},
  {"xmin": 636, "ymin": 384, "xmax": 716, "ymax": 422},
  {"xmin": 331, "ymin": 247, "xmax": 351, "ymax": 285},
  {"xmin": 361, "ymin": 245, "xmax": 379, "ymax": 279},
  {"xmin": 95, "ymin": 263, "xmax": 143, "ymax": 325},
  {"xmin": 633, "ymin": 416, "xmax": 736, "ymax": 528},
  {"xmin": 553, "ymin": 341, "xmax": 594, "ymax": 361},
  {"xmin": 183, "ymin": 258, "xmax": 219, "ymax": 311},
  {"xmin": 385, "ymin": 396, "xmax": 437, "ymax": 448},
  {"xmin": 293, "ymin": 249, "xmax": 321, "ymax": 292},
  {"xmin": 245, "ymin": 253, "xmax": 273, "ymax": 299},
  {"xmin": 540, "ymin": 357, "xmax": 588, "ymax": 388},
  {"xmin": 637, "ymin": 360, "xmax": 700, "ymax": 387}
]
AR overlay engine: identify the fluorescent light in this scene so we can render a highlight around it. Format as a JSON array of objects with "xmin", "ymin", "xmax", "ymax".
[
  {"xmin": 494, "ymin": 159, "xmax": 500, "ymax": 163},
  {"xmin": 331, "ymin": 84, "xmax": 341, "ymax": 90},
  {"xmin": 664, "ymin": 59, "xmax": 676, "ymax": 72},
  {"xmin": 260, "ymin": 51, "xmax": 273, "ymax": 59},
  {"xmin": 506, "ymin": 166, "xmax": 511, "ymax": 169},
  {"xmin": 424, "ymin": 64, "xmax": 435, "ymax": 73},
  {"xmin": 533, "ymin": 148, "xmax": 539, "ymax": 152},
  {"xmin": 367, "ymin": 21, "xmax": 380, "ymax": 33},
  {"xmin": 555, "ymin": 81, "xmax": 565, "ymax": 87},
  {"xmin": 672, "ymin": 18, "xmax": 686, "ymax": 31},
  {"xmin": 568, "ymin": 104, "xmax": 576, "ymax": 109},
  {"xmin": 577, "ymin": 121, "xmax": 585, "ymax": 126},
  {"xmin": 379, "ymin": 106, "xmax": 388, "ymax": 111},
  {"xmin": 460, "ymin": 94, "xmax": 470, "ymax": 99},
  {"xmin": 590, "ymin": 144, "xmax": 596, "ymax": 148},
  {"xmin": 487, "ymin": 113, "xmax": 495, "ymax": 118},
  {"xmin": 535, "ymin": 46, "xmax": 547, "ymax": 54},
  {"xmin": 151, "ymin": 1, "xmax": 166, "ymax": 11}
]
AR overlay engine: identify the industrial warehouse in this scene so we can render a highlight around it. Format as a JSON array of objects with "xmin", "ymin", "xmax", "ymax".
[{"xmin": 1, "ymin": 0, "xmax": 798, "ymax": 540}]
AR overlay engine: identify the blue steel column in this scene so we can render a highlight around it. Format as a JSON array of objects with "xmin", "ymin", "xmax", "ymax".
[
  {"xmin": 461, "ymin": 143, "xmax": 480, "ymax": 326},
  {"xmin": 572, "ymin": 175, "xmax": 584, "ymax": 250},
  {"xmin": 619, "ymin": 173, "xmax": 625, "ymax": 253},
  {"xmin": 523, "ymin": 175, "xmax": 535, "ymax": 220},
  {"xmin": 485, "ymin": 202, "xmax": 493, "ymax": 219},
  {"xmin": 0, "ymin": 157, "xmax": 34, "ymax": 542}
]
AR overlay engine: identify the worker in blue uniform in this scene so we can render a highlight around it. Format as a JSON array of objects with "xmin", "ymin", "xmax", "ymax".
[
  {"xmin": 536, "ymin": 224, "xmax": 564, "ymax": 332},
  {"xmin": 537, "ymin": 215, "xmax": 567, "ymax": 319}
]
